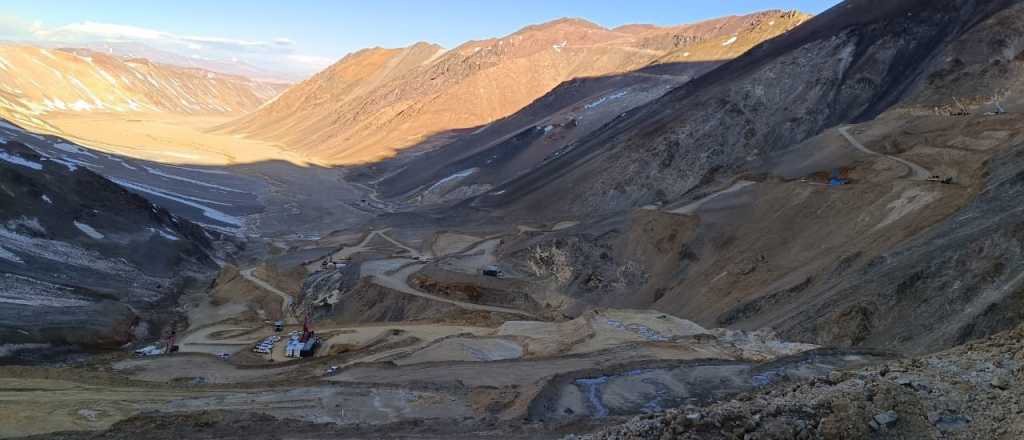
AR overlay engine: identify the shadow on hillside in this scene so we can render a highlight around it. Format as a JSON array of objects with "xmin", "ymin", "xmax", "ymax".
[{"xmin": 0, "ymin": 58, "xmax": 744, "ymax": 238}]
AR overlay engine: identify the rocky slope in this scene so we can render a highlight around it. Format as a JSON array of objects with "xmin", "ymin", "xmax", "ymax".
[
  {"xmin": 221, "ymin": 11, "xmax": 811, "ymax": 165},
  {"xmin": 370, "ymin": 11, "xmax": 810, "ymax": 203},
  {"xmin": 571, "ymin": 323, "xmax": 1024, "ymax": 439},
  {"xmin": 0, "ymin": 119, "xmax": 221, "ymax": 352},
  {"xmin": 0, "ymin": 45, "xmax": 286, "ymax": 132},
  {"xmin": 477, "ymin": 0, "xmax": 1021, "ymax": 217},
  {"xmin": 415, "ymin": 0, "xmax": 1024, "ymax": 354}
]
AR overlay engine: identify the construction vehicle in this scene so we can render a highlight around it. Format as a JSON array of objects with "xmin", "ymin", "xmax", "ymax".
[
  {"xmin": 927, "ymin": 175, "xmax": 954, "ymax": 184},
  {"xmin": 828, "ymin": 168, "xmax": 851, "ymax": 186},
  {"xmin": 297, "ymin": 314, "xmax": 321, "ymax": 358}
]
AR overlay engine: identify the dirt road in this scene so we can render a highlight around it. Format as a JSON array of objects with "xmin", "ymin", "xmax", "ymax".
[
  {"xmin": 838, "ymin": 126, "xmax": 931, "ymax": 180},
  {"xmin": 365, "ymin": 260, "xmax": 537, "ymax": 318},
  {"xmin": 376, "ymin": 230, "xmax": 425, "ymax": 256},
  {"xmin": 240, "ymin": 267, "xmax": 297, "ymax": 324},
  {"xmin": 322, "ymin": 228, "xmax": 420, "ymax": 266},
  {"xmin": 669, "ymin": 180, "xmax": 757, "ymax": 215},
  {"xmin": 326, "ymin": 229, "xmax": 535, "ymax": 317}
]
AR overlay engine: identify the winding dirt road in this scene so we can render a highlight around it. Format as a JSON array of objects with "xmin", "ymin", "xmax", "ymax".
[
  {"xmin": 343, "ymin": 230, "xmax": 536, "ymax": 318},
  {"xmin": 364, "ymin": 261, "xmax": 536, "ymax": 318},
  {"xmin": 240, "ymin": 267, "xmax": 297, "ymax": 324},
  {"xmin": 325, "ymin": 228, "xmax": 422, "ymax": 263},
  {"xmin": 669, "ymin": 180, "xmax": 757, "ymax": 215},
  {"xmin": 838, "ymin": 126, "xmax": 931, "ymax": 180}
]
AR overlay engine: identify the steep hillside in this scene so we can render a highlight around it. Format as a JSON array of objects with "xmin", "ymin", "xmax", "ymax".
[
  {"xmin": 222, "ymin": 11, "xmax": 811, "ymax": 164},
  {"xmin": 480, "ymin": 0, "xmax": 1020, "ymax": 216},
  {"xmin": 373, "ymin": 10, "xmax": 809, "ymax": 202},
  {"xmin": 0, "ymin": 45, "xmax": 286, "ymax": 132},
  {"xmin": 463, "ymin": 0, "xmax": 1024, "ymax": 354},
  {"xmin": 0, "ymin": 119, "xmax": 221, "ymax": 350}
]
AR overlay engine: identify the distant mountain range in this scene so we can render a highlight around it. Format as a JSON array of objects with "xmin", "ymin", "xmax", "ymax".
[
  {"xmin": 0, "ymin": 45, "xmax": 287, "ymax": 131},
  {"xmin": 219, "ymin": 11, "xmax": 812, "ymax": 164}
]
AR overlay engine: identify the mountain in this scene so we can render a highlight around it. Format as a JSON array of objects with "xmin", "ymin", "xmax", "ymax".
[
  {"xmin": 372, "ymin": 10, "xmax": 810, "ymax": 202},
  {"xmin": 220, "ymin": 11, "xmax": 812, "ymax": 164},
  {"xmin": 0, "ymin": 45, "xmax": 286, "ymax": 132},
  {"xmin": 0, "ymin": 118, "xmax": 222, "ymax": 349},
  {"xmin": 429, "ymin": 0, "xmax": 1024, "ymax": 354},
  {"xmin": 479, "ymin": 0, "xmax": 1022, "ymax": 217},
  {"xmin": 7, "ymin": 3, "xmax": 1024, "ymax": 439}
]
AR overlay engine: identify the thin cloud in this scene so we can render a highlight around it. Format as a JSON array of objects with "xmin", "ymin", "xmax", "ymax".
[
  {"xmin": 1, "ymin": 18, "xmax": 334, "ymax": 80},
  {"xmin": 38, "ymin": 21, "xmax": 290, "ymax": 53},
  {"xmin": 39, "ymin": 21, "xmax": 168, "ymax": 40}
]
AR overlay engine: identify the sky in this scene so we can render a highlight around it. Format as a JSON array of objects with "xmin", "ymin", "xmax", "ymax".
[{"xmin": 0, "ymin": 0, "xmax": 841, "ymax": 80}]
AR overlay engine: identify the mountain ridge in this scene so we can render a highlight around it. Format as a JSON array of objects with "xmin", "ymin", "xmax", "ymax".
[
  {"xmin": 220, "ymin": 11, "xmax": 812, "ymax": 164},
  {"xmin": 0, "ymin": 45, "xmax": 287, "ymax": 132}
]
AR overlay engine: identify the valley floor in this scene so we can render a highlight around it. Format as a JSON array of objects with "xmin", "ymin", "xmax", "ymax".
[
  {"xmin": 3, "ymin": 105, "xmax": 1024, "ymax": 440},
  {"xmin": 40, "ymin": 113, "xmax": 309, "ymax": 167}
]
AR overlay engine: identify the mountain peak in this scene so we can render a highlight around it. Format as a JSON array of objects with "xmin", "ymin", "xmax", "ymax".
[{"xmin": 516, "ymin": 17, "xmax": 607, "ymax": 34}]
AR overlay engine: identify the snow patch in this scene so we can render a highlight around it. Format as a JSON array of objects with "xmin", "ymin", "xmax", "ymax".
[
  {"xmin": 41, "ymin": 195, "xmax": 52, "ymax": 204},
  {"xmin": 143, "ymin": 166, "xmax": 248, "ymax": 194},
  {"xmin": 552, "ymin": 40, "xmax": 568, "ymax": 52},
  {"xmin": 112, "ymin": 178, "xmax": 242, "ymax": 227},
  {"xmin": 7, "ymin": 216, "xmax": 46, "ymax": 235},
  {"xmin": 70, "ymin": 100, "xmax": 95, "ymax": 111},
  {"xmin": 53, "ymin": 142, "xmax": 98, "ymax": 158},
  {"xmin": 103, "ymin": 155, "xmax": 137, "ymax": 170},
  {"xmin": 584, "ymin": 90, "xmax": 629, "ymax": 110},
  {"xmin": 50, "ymin": 157, "xmax": 100, "ymax": 170},
  {"xmin": 96, "ymin": 67, "xmax": 118, "ymax": 85},
  {"xmin": 74, "ymin": 221, "xmax": 105, "ymax": 239},
  {"xmin": 42, "ymin": 98, "xmax": 67, "ymax": 111},
  {"xmin": 428, "ymin": 168, "xmax": 477, "ymax": 192},
  {"xmin": 0, "ymin": 230, "xmax": 144, "ymax": 279},
  {"xmin": 0, "ymin": 246, "xmax": 23, "ymax": 263},
  {"xmin": 165, "ymin": 164, "xmax": 230, "ymax": 175},
  {"xmin": 48, "ymin": 158, "xmax": 79, "ymax": 171},
  {"xmin": 150, "ymin": 227, "xmax": 180, "ymax": 241},
  {"xmin": 722, "ymin": 36, "xmax": 738, "ymax": 46},
  {"xmin": 0, "ymin": 150, "xmax": 43, "ymax": 170}
]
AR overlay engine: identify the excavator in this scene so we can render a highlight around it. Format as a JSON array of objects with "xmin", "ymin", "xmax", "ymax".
[{"xmin": 828, "ymin": 168, "xmax": 851, "ymax": 186}]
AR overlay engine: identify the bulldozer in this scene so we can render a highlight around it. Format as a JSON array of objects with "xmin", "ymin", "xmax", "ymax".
[{"xmin": 927, "ymin": 175, "xmax": 954, "ymax": 184}]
